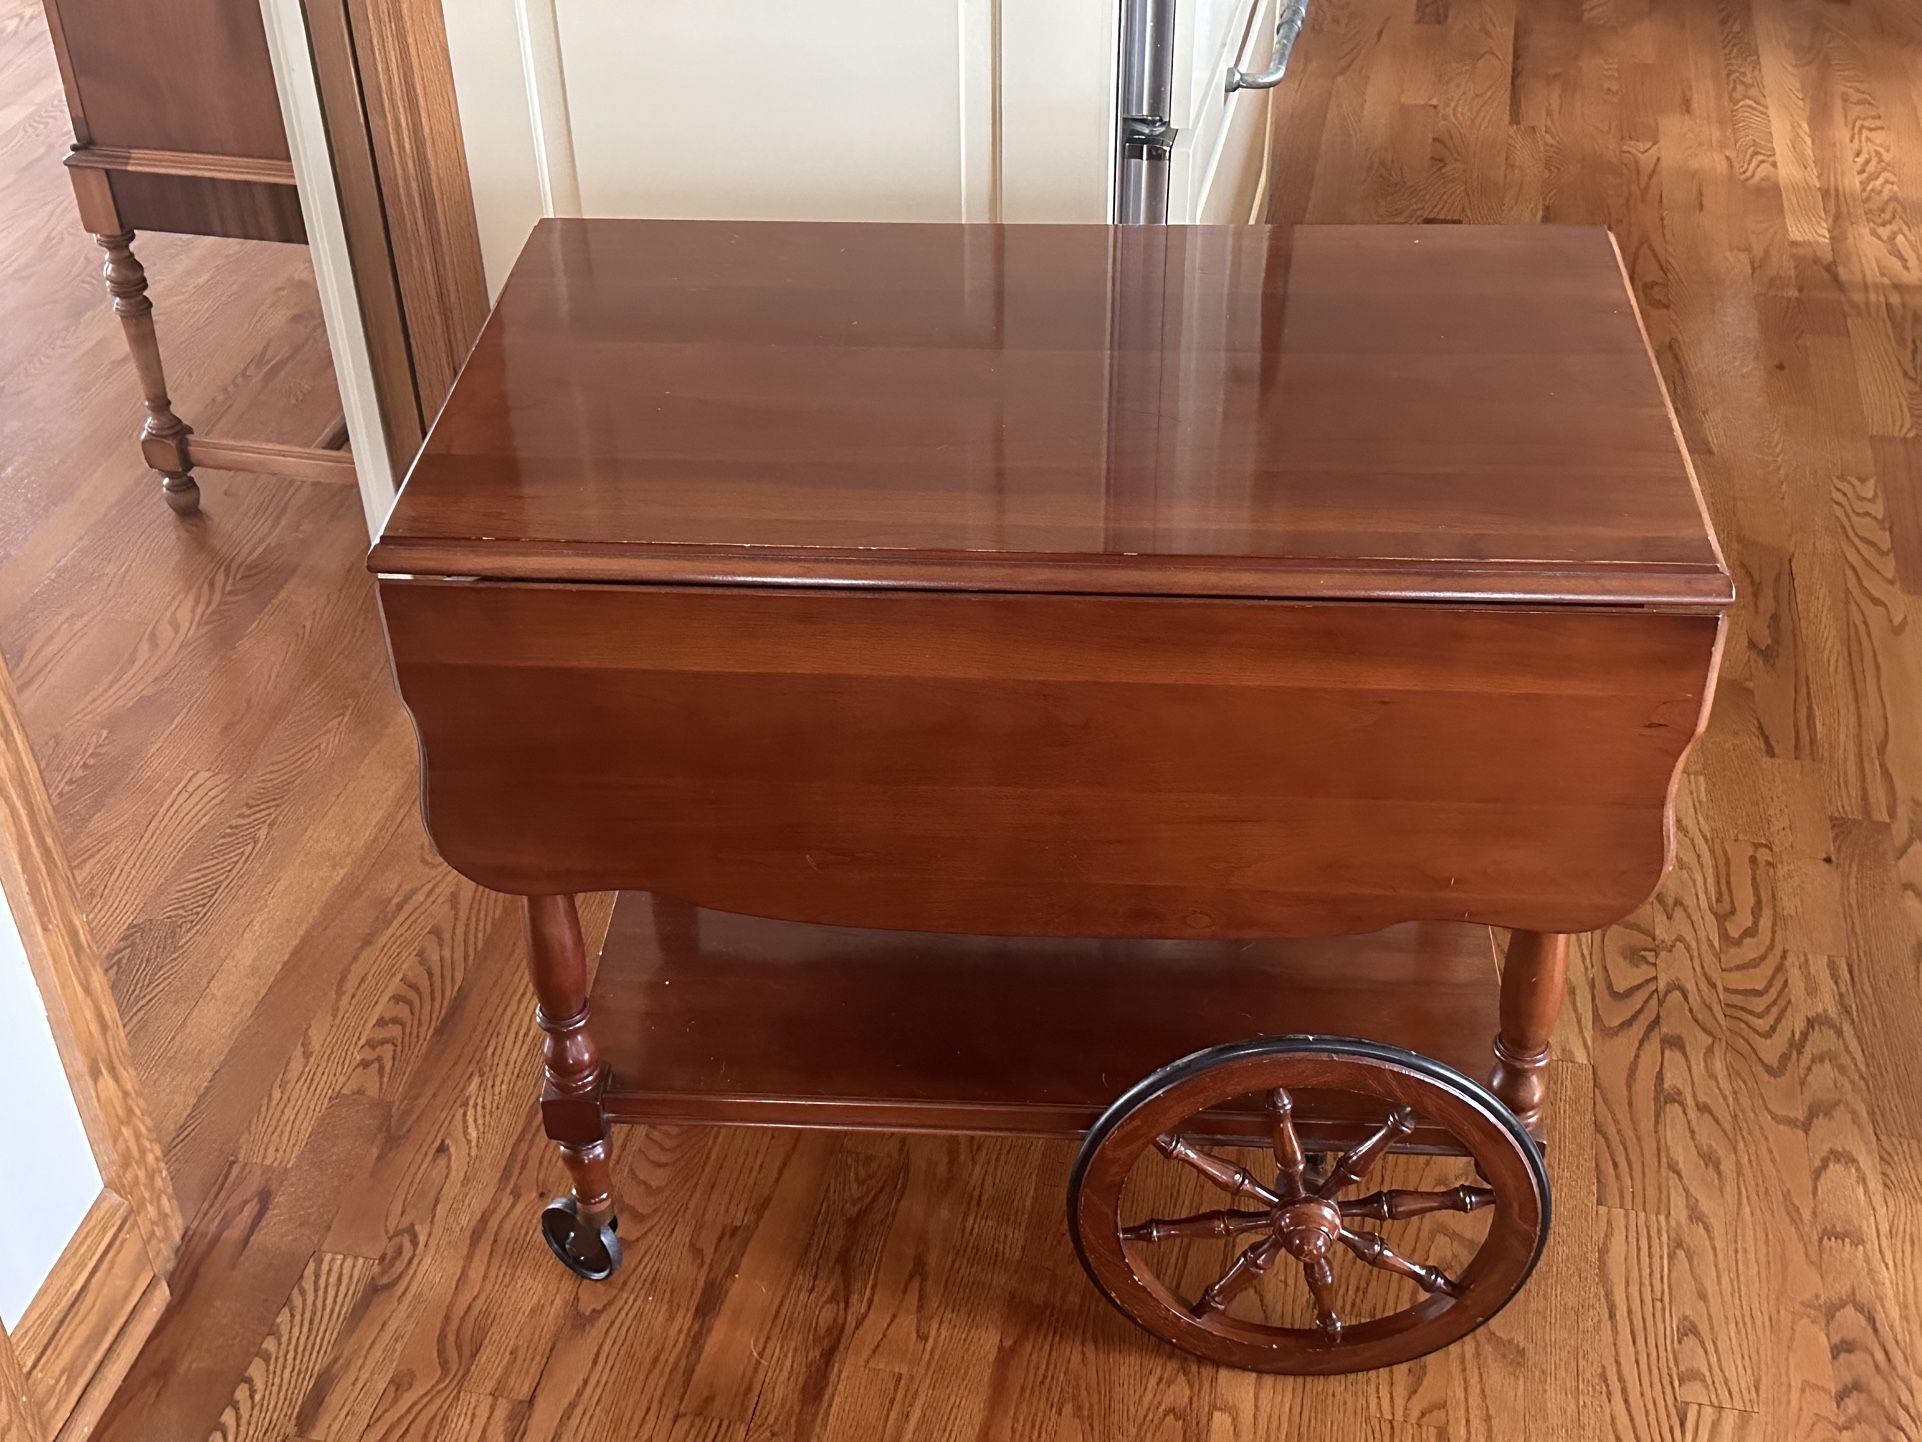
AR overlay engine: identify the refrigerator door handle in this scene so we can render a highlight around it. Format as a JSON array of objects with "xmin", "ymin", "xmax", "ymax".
[{"xmin": 1227, "ymin": 0, "xmax": 1310, "ymax": 91}]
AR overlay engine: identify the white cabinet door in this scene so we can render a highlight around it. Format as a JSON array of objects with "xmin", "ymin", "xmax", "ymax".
[
  {"xmin": 443, "ymin": 0, "xmax": 1119, "ymax": 297},
  {"xmin": 1168, "ymin": 0, "xmax": 1276, "ymax": 223},
  {"xmin": 560, "ymin": 2, "xmax": 989, "ymax": 224}
]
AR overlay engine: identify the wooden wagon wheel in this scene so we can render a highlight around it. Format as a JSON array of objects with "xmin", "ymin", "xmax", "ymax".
[{"xmin": 1069, "ymin": 1035, "xmax": 1549, "ymax": 1374}]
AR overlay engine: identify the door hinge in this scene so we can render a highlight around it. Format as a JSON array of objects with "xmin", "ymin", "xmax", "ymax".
[{"xmin": 1121, "ymin": 115, "xmax": 1178, "ymax": 157}]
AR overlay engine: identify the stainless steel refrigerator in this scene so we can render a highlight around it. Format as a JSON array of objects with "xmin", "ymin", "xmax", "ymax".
[{"xmin": 1115, "ymin": 0, "xmax": 1309, "ymax": 222}]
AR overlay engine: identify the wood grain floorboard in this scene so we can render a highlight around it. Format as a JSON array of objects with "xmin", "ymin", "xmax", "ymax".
[{"xmin": 3, "ymin": 0, "xmax": 1921, "ymax": 1435}]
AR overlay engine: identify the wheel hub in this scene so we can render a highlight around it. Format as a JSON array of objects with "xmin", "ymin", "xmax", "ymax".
[{"xmin": 1273, "ymin": 1197, "xmax": 1342, "ymax": 1260}]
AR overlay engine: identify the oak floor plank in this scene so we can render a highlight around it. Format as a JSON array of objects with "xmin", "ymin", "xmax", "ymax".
[
  {"xmin": 1591, "ymin": 909, "xmax": 1668, "ymax": 1215},
  {"xmin": 857, "ymin": 1138, "xmax": 1049, "ymax": 1441},
  {"xmin": 122, "ymin": 706, "xmax": 412, "ymax": 1156},
  {"xmin": 233, "ymin": 856, "xmax": 510, "ymax": 1169},
  {"xmin": 735, "ymin": 1135, "xmax": 909, "ymax": 1442},
  {"xmin": 1878, "ymin": 1135, "xmax": 1922, "ymax": 1435},
  {"xmin": 1523, "ymin": 1058, "xmax": 1599, "ymax": 1441},
  {"xmin": 1783, "ymin": 953, "xmax": 1922, "ymax": 1441},
  {"xmin": 973, "ymin": 1156, "xmax": 1214, "ymax": 1442},
  {"xmin": 1596, "ymin": 1206, "xmax": 1684, "ymax": 1442},
  {"xmin": 1656, "ymin": 782, "xmax": 1766, "ymax": 1411},
  {"xmin": 515, "ymin": 1126, "xmax": 810, "ymax": 1442},
  {"xmin": 209, "ymin": 1250, "xmax": 377, "ymax": 1442},
  {"xmin": 419, "ymin": 1391, "xmax": 529, "ymax": 1442},
  {"xmin": 90, "ymin": 1099, "xmax": 387, "ymax": 1441},
  {"xmin": 292, "ymin": 921, "xmax": 559, "ymax": 1441},
  {"xmin": 675, "ymin": 1135, "xmax": 838, "ymax": 1427},
  {"xmin": 356, "ymin": 1123, "xmax": 573, "ymax": 1434},
  {"xmin": 1718, "ymin": 1060, "xmax": 1840, "ymax": 1442},
  {"xmin": 158, "ymin": 807, "xmax": 428, "ymax": 1217}
]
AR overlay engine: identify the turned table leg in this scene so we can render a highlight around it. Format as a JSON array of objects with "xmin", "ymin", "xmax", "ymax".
[
  {"xmin": 524, "ymin": 894, "xmax": 621, "ymax": 1278},
  {"xmin": 94, "ymin": 231, "xmax": 200, "ymax": 516},
  {"xmin": 1489, "ymin": 930, "xmax": 1570, "ymax": 1138}
]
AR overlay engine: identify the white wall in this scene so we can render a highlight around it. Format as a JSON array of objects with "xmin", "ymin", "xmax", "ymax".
[{"xmin": 0, "ymin": 887, "xmax": 100, "ymax": 1329}]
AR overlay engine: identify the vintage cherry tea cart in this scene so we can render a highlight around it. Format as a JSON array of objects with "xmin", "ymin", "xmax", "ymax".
[{"xmin": 373, "ymin": 218, "xmax": 1729, "ymax": 1373}]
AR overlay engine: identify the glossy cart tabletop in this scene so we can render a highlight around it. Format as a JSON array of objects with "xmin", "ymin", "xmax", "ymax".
[{"xmin": 373, "ymin": 219, "xmax": 1729, "ymax": 606}]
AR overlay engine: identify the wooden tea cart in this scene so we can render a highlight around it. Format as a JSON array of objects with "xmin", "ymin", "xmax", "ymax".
[{"xmin": 372, "ymin": 218, "xmax": 1728, "ymax": 1373}]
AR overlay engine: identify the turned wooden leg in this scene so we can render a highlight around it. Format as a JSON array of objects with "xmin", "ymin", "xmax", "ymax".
[
  {"xmin": 95, "ymin": 231, "xmax": 199, "ymax": 516},
  {"xmin": 523, "ymin": 894, "xmax": 614, "ymax": 1230},
  {"xmin": 1489, "ymin": 930, "xmax": 1570, "ymax": 1137}
]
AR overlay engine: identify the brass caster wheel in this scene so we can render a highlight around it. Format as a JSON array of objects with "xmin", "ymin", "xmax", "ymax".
[
  {"xmin": 540, "ymin": 1196, "xmax": 622, "ymax": 1281},
  {"xmin": 1069, "ymin": 1035, "xmax": 1549, "ymax": 1374}
]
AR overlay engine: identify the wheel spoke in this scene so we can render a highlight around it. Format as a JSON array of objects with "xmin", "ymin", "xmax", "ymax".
[
  {"xmin": 1302, "ymin": 1256, "xmax": 1343, "ymax": 1339},
  {"xmin": 1340, "ymin": 1184, "xmax": 1496, "ymax": 1221},
  {"xmin": 1191, "ymin": 1235, "xmax": 1284, "ymax": 1316},
  {"xmin": 1122, "ymin": 1208, "xmax": 1272, "ymax": 1244},
  {"xmin": 1270, "ymin": 1088, "xmax": 1310, "ymax": 1201},
  {"xmin": 1154, "ymin": 1134, "xmax": 1282, "ymax": 1206},
  {"xmin": 1316, "ymin": 1108, "xmax": 1417, "ymax": 1197},
  {"xmin": 1338, "ymin": 1227, "xmax": 1460, "ymax": 1297}
]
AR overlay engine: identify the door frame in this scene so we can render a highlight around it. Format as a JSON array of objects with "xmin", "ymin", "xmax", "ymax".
[
  {"xmin": 0, "ymin": 655, "xmax": 180, "ymax": 1440},
  {"xmin": 258, "ymin": 0, "xmax": 487, "ymax": 535}
]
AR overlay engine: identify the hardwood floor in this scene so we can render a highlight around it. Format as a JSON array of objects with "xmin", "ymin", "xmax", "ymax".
[{"xmin": 3, "ymin": 0, "xmax": 1920, "ymax": 1434}]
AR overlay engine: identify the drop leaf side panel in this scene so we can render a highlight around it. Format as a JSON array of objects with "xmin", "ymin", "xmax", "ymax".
[{"xmin": 380, "ymin": 579, "xmax": 1721, "ymax": 939}]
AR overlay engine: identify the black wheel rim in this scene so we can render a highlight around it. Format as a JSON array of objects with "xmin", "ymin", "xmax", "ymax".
[{"xmin": 541, "ymin": 1197, "xmax": 621, "ymax": 1282}]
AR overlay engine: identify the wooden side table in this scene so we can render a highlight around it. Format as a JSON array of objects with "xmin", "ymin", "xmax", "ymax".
[
  {"xmin": 372, "ymin": 219, "xmax": 1729, "ymax": 1373},
  {"xmin": 36, "ymin": 0, "xmax": 486, "ymax": 514},
  {"xmin": 38, "ymin": 0, "xmax": 360, "ymax": 512}
]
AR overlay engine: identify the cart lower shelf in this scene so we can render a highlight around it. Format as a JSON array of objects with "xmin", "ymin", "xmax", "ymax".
[{"xmin": 591, "ymin": 893, "xmax": 1502, "ymax": 1150}]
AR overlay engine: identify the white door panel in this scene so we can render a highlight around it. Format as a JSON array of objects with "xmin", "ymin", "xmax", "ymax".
[
  {"xmin": 1000, "ymin": 0, "xmax": 1120, "ymax": 222},
  {"xmin": 445, "ymin": 0, "xmax": 1118, "ymax": 292},
  {"xmin": 1185, "ymin": 0, "xmax": 1257, "ymax": 132},
  {"xmin": 440, "ymin": 0, "xmax": 1271, "ymax": 304},
  {"xmin": 1170, "ymin": 0, "xmax": 1276, "ymax": 222},
  {"xmin": 557, "ymin": 2, "xmax": 983, "ymax": 222}
]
